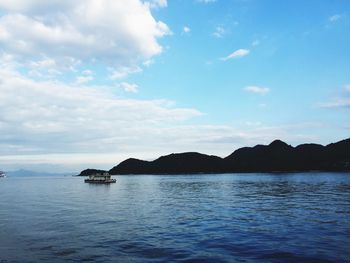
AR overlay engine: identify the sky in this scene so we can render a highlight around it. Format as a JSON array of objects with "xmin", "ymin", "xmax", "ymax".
[{"xmin": 0, "ymin": 0, "xmax": 349, "ymax": 172}]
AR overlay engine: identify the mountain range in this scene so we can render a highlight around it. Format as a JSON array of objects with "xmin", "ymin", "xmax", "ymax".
[
  {"xmin": 80, "ymin": 138, "xmax": 350, "ymax": 175},
  {"xmin": 4, "ymin": 169, "xmax": 72, "ymax": 177}
]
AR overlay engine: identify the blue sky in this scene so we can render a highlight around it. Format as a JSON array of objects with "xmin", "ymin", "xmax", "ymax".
[{"xmin": 0, "ymin": 0, "xmax": 349, "ymax": 172}]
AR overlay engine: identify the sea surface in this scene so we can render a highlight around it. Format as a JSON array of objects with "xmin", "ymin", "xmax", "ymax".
[{"xmin": 1, "ymin": 173, "xmax": 350, "ymax": 262}]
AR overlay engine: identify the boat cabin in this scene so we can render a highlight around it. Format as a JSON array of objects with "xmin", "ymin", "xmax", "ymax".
[{"xmin": 84, "ymin": 172, "xmax": 116, "ymax": 184}]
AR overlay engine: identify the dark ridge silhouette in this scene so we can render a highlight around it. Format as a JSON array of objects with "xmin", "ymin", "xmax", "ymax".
[
  {"xmin": 110, "ymin": 158, "xmax": 152, "ymax": 175},
  {"xmin": 224, "ymin": 138, "xmax": 350, "ymax": 173},
  {"xmin": 80, "ymin": 138, "xmax": 350, "ymax": 175},
  {"xmin": 78, "ymin": 168, "xmax": 106, "ymax": 176},
  {"xmin": 110, "ymin": 153, "xmax": 225, "ymax": 175},
  {"xmin": 224, "ymin": 140, "xmax": 295, "ymax": 172}
]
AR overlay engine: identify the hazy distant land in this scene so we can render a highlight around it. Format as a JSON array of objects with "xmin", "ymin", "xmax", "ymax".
[
  {"xmin": 79, "ymin": 138, "xmax": 350, "ymax": 176},
  {"xmin": 4, "ymin": 169, "xmax": 72, "ymax": 177}
]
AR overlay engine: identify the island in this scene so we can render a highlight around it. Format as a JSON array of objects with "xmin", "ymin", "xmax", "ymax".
[{"xmin": 79, "ymin": 138, "xmax": 350, "ymax": 175}]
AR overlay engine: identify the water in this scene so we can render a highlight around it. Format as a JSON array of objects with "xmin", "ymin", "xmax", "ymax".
[{"xmin": 1, "ymin": 173, "xmax": 350, "ymax": 262}]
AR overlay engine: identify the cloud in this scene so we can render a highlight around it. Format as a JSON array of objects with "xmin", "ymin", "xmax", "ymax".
[
  {"xmin": 119, "ymin": 82, "xmax": 139, "ymax": 93},
  {"xmin": 75, "ymin": 75, "xmax": 94, "ymax": 85},
  {"xmin": 319, "ymin": 84, "xmax": 350, "ymax": 108},
  {"xmin": 0, "ymin": 68, "xmax": 202, "ymax": 159},
  {"xmin": 328, "ymin": 14, "xmax": 343, "ymax": 22},
  {"xmin": 221, "ymin": 49, "xmax": 250, "ymax": 60},
  {"xmin": 213, "ymin": 22, "xmax": 237, "ymax": 39},
  {"xmin": 0, "ymin": 0, "xmax": 170, "ymax": 78},
  {"xmin": 244, "ymin": 86, "xmax": 270, "ymax": 95},
  {"xmin": 28, "ymin": 57, "xmax": 63, "ymax": 78},
  {"xmin": 212, "ymin": 26, "xmax": 225, "ymax": 38},
  {"xmin": 109, "ymin": 66, "xmax": 143, "ymax": 80},
  {"xmin": 82, "ymin": 69, "xmax": 93, "ymax": 75},
  {"xmin": 183, "ymin": 26, "xmax": 191, "ymax": 34},
  {"xmin": 320, "ymin": 99, "xmax": 350, "ymax": 108},
  {"xmin": 196, "ymin": 0, "xmax": 217, "ymax": 3},
  {"xmin": 148, "ymin": 0, "xmax": 167, "ymax": 9},
  {"xmin": 143, "ymin": 59, "xmax": 154, "ymax": 67}
]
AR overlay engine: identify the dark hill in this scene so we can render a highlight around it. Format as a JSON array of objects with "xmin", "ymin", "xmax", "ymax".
[
  {"xmin": 224, "ymin": 138, "xmax": 350, "ymax": 172},
  {"xmin": 81, "ymin": 138, "xmax": 350, "ymax": 175},
  {"xmin": 109, "ymin": 158, "xmax": 151, "ymax": 174},
  {"xmin": 224, "ymin": 140, "xmax": 295, "ymax": 172},
  {"xmin": 109, "ymin": 152, "xmax": 225, "ymax": 175},
  {"xmin": 78, "ymin": 168, "xmax": 106, "ymax": 176},
  {"xmin": 324, "ymin": 138, "xmax": 350, "ymax": 170}
]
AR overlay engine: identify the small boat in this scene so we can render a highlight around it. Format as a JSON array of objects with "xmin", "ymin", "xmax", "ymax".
[
  {"xmin": 84, "ymin": 172, "xmax": 116, "ymax": 184},
  {"xmin": 0, "ymin": 171, "xmax": 6, "ymax": 178}
]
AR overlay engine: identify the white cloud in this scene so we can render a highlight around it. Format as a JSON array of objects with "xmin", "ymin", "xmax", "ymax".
[
  {"xmin": 244, "ymin": 86, "xmax": 270, "ymax": 95},
  {"xmin": 143, "ymin": 59, "xmax": 154, "ymax": 67},
  {"xmin": 0, "ymin": 68, "xmax": 202, "ymax": 158},
  {"xmin": 197, "ymin": 0, "xmax": 217, "ymax": 3},
  {"xmin": 147, "ymin": 0, "xmax": 167, "ymax": 8},
  {"xmin": 109, "ymin": 66, "xmax": 143, "ymax": 80},
  {"xmin": 0, "ymin": 1, "xmax": 76, "ymax": 13},
  {"xmin": 119, "ymin": 82, "xmax": 139, "ymax": 93},
  {"xmin": 82, "ymin": 69, "xmax": 93, "ymax": 75},
  {"xmin": 0, "ymin": 0, "xmax": 170, "ymax": 78},
  {"xmin": 30, "ymin": 58, "xmax": 57, "ymax": 69},
  {"xmin": 329, "ymin": 14, "xmax": 343, "ymax": 22},
  {"xmin": 221, "ymin": 49, "xmax": 250, "ymax": 61},
  {"xmin": 320, "ymin": 84, "xmax": 350, "ymax": 108},
  {"xmin": 212, "ymin": 26, "xmax": 225, "ymax": 38},
  {"xmin": 75, "ymin": 75, "xmax": 94, "ymax": 85},
  {"xmin": 28, "ymin": 57, "xmax": 63, "ymax": 77},
  {"xmin": 183, "ymin": 26, "xmax": 191, "ymax": 34},
  {"xmin": 320, "ymin": 99, "xmax": 350, "ymax": 108}
]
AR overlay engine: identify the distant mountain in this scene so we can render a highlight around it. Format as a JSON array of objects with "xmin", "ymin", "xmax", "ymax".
[
  {"xmin": 80, "ymin": 138, "xmax": 350, "ymax": 175},
  {"xmin": 6, "ymin": 169, "xmax": 72, "ymax": 177}
]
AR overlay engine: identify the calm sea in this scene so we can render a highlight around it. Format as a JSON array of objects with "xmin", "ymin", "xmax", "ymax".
[{"xmin": 0, "ymin": 173, "xmax": 350, "ymax": 262}]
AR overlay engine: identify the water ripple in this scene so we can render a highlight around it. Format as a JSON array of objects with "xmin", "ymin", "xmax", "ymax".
[{"xmin": 0, "ymin": 173, "xmax": 350, "ymax": 262}]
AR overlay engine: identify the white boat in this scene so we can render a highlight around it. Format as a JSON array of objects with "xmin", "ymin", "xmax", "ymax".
[
  {"xmin": 0, "ymin": 171, "xmax": 6, "ymax": 178},
  {"xmin": 84, "ymin": 172, "xmax": 116, "ymax": 184}
]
